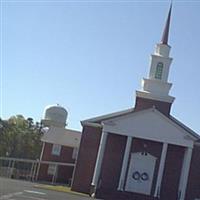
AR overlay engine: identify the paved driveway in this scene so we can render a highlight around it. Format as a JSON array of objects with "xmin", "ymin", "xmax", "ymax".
[{"xmin": 0, "ymin": 177, "xmax": 92, "ymax": 200}]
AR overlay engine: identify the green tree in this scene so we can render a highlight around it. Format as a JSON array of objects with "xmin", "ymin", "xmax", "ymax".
[{"xmin": 0, "ymin": 115, "xmax": 43, "ymax": 159}]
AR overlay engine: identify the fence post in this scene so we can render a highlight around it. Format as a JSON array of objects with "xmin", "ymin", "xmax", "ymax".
[
  {"xmin": 51, "ymin": 164, "xmax": 58, "ymax": 184},
  {"xmin": 10, "ymin": 160, "xmax": 15, "ymax": 178},
  {"xmin": 33, "ymin": 161, "xmax": 38, "ymax": 181},
  {"xmin": 7, "ymin": 160, "xmax": 12, "ymax": 178},
  {"xmin": 29, "ymin": 162, "xmax": 34, "ymax": 181}
]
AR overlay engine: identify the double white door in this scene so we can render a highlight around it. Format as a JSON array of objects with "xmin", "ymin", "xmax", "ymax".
[{"xmin": 125, "ymin": 152, "xmax": 156, "ymax": 195}]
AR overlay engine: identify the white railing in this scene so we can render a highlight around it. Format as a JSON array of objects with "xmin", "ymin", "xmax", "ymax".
[{"xmin": 0, "ymin": 157, "xmax": 75, "ymax": 185}]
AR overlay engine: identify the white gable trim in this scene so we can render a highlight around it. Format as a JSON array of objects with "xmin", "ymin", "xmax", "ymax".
[
  {"xmin": 169, "ymin": 115, "xmax": 199, "ymax": 139},
  {"xmin": 151, "ymin": 109, "xmax": 197, "ymax": 140},
  {"xmin": 81, "ymin": 108, "xmax": 134, "ymax": 124},
  {"xmin": 104, "ymin": 108, "xmax": 197, "ymax": 140},
  {"xmin": 81, "ymin": 121, "xmax": 102, "ymax": 128},
  {"xmin": 81, "ymin": 107, "xmax": 199, "ymax": 144},
  {"xmin": 102, "ymin": 108, "xmax": 196, "ymax": 148}
]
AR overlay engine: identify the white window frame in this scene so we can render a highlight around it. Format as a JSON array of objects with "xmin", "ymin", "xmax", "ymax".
[
  {"xmin": 51, "ymin": 144, "xmax": 61, "ymax": 156},
  {"xmin": 155, "ymin": 62, "xmax": 163, "ymax": 80}
]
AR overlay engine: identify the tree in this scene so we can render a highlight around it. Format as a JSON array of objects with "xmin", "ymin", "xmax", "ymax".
[{"xmin": 0, "ymin": 115, "xmax": 43, "ymax": 159}]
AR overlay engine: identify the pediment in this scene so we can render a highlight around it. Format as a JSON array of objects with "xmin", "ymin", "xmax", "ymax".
[{"xmin": 102, "ymin": 108, "xmax": 196, "ymax": 148}]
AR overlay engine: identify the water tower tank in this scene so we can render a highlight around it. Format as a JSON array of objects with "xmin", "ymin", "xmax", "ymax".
[{"xmin": 42, "ymin": 104, "xmax": 68, "ymax": 127}]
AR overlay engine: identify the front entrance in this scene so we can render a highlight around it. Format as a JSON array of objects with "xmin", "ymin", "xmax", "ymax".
[{"xmin": 125, "ymin": 152, "xmax": 156, "ymax": 195}]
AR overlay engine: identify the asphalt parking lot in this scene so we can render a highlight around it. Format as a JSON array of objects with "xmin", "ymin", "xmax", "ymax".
[{"xmin": 0, "ymin": 177, "xmax": 92, "ymax": 200}]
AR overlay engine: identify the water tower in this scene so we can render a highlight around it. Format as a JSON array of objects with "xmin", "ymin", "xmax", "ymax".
[{"xmin": 41, "ymin": 104, "xmax": 68, "ymax": 128}]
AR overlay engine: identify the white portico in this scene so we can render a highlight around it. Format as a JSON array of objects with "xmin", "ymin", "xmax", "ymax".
[{"xmin": 90, "ymin": 107, "xmax": 198, "ymax": 199}]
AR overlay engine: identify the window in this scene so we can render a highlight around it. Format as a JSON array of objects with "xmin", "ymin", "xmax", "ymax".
[
  {"xmin": 155, "ymin": 62, "xmax": 163, "ymax": 80},
  {"xmin": 47, "ymin": 164, "xmax": 56, "ymax": 175},
  {"xmin": 72, "ymin": 148, "xmax": 78, "ymax": 160},
  {"xmin": 51, "ymin": 144, "xmax": 61, "ymax": 156}
]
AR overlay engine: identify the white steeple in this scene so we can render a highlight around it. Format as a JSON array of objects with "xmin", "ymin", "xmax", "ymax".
[{"xmin": 136, "ymin": 4, "xmax": 175, "ymax": 103}]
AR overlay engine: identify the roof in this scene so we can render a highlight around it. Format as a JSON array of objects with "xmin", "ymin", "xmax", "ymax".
[
  {"xmin": 41, "ymin": 127, "xmax": 81, "ymax": 148},
  {"xmin": 169, "ymin": 115, "xmax": 200, "ymax": 140},
  {"xmin": 81, "ymin": 108, "xmax": 134, "ymax": 125},
  {"xmin": 81, "ymin": 107, "xmax": 200, "ymax": 141}
]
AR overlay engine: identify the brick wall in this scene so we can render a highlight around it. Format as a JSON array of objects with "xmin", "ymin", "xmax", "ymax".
[
  {"xmin": 160, "ymin": 144, "xmax": 184, "ymax": 200},
  {"xmin": 38, "ymin": 142, "xmax": 75, "ymax": 183},
  {"xmin": 134, "ymin": 97, "xmax": 172, "ymax": 116},
  {"xmin": 71, "ymin": 125, "xmax": 102, "ymax": 194},
  {"xmin": 42, "ymin": 143, "xmax": 75, "ymax": 163},
  {"xmin": 99, "ymin": 133, "xmax": 126, "ymax": 192},
  {"xmin": 185, "ymin": 145, "xmax": 200, "ymax": 200}
]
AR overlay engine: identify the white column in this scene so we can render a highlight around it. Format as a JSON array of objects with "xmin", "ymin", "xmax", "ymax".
[
  {"xmin": 154, "ymin": 143, "xmax": 168, "ymax": 197},
  {"xmin": 36, "ymin": 142, "xmax": 45, "ymax": 181},
  {"xmin": 91, "ymin": 130, "xmax": 108, "ymax": 188},
  {"xmin": 117, "ymin": 136, "xmax": 132, "ymax": 191},
  {"xmin": 52, "ymin": 164, "xmax": 58, "ymax": 184},
  {"xmin": 178, "ymin": 147, "xmax": 193, "ymax": 200}
]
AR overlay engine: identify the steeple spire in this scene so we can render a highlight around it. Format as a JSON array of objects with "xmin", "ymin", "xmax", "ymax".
[
  {"xmin": 161, "ymin": 3, "xmax": 172, "ymax": 45},
  {"xmin": 135, "ymin": 3, "xmax": 174, "ymax": 115}
]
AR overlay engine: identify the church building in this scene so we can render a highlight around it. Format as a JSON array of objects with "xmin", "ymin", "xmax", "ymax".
[{"xmin": 71, "ymin": 5, "xmax": 200, "ymax": 200}]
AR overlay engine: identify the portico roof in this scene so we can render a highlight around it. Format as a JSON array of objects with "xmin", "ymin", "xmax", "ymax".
[{"xmin": 81, "ymin": 107, "xmax": 200, "ymax": 144}]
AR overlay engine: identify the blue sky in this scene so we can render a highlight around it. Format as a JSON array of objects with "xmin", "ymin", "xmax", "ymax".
[{"xmin": 1, "ymin": 1, "xmax": 200, "ymax": 132}]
